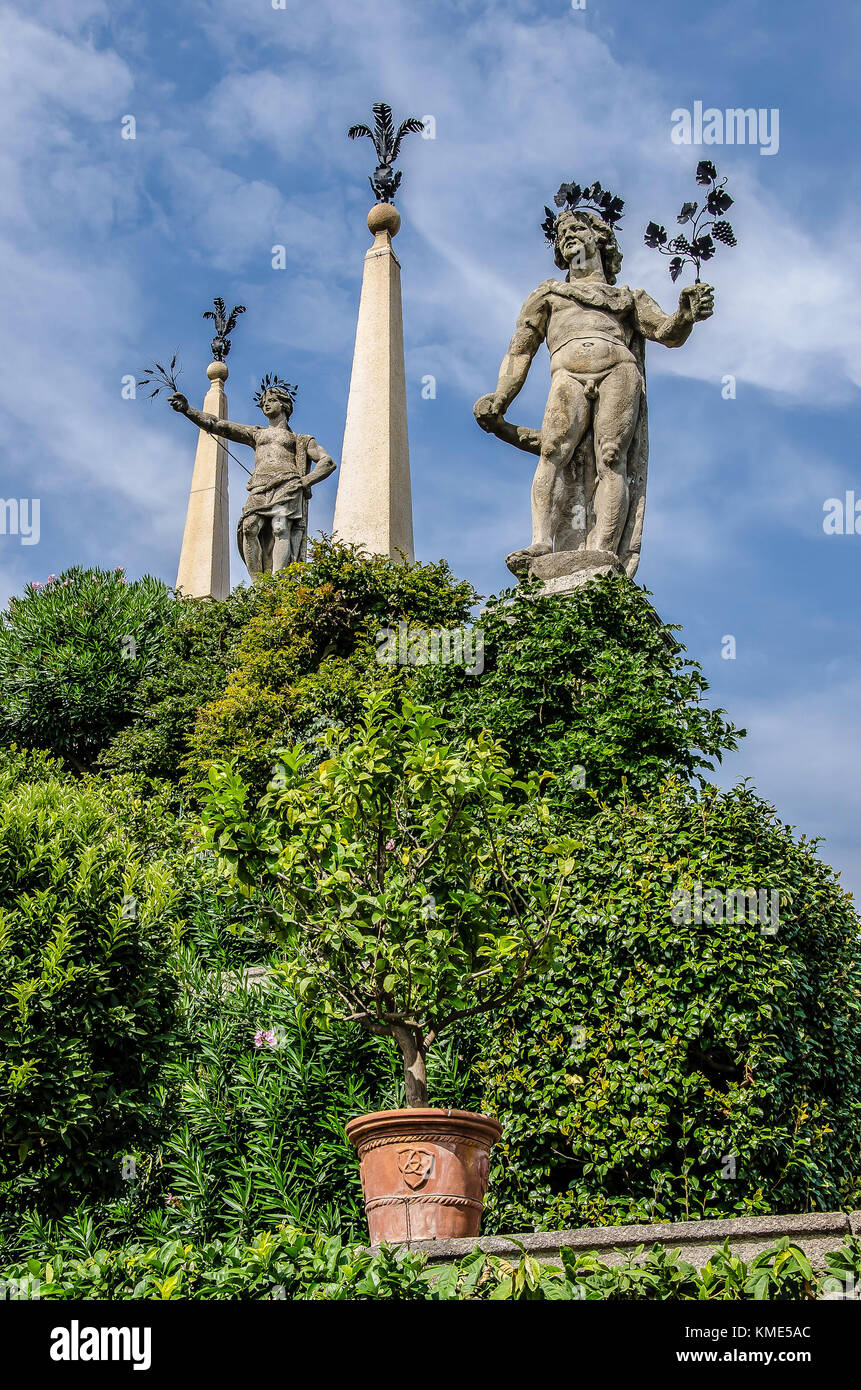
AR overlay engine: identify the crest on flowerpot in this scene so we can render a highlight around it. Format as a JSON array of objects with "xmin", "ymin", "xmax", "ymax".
[{"xmin": 397, "ymin": 1147, "xmax": 434, "ymax": 1190}]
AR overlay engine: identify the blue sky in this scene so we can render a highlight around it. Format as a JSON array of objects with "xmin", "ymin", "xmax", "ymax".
[{"xmin": 2, "ymin": 0, "xmax": 860, "ymax": 900}]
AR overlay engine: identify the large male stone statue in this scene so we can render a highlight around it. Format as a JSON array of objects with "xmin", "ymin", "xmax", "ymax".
[
  {"xmin": 474, "ymin": 193, "xmax": 714, "ymax": 590},
  {"xmin": 170, "ymin": 375, "xmax": 336, "ymax": 577}
]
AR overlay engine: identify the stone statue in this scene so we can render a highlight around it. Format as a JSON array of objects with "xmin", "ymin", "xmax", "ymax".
[
  {"xmin": 474, "ymin": 187, "xmax": 714, "ymax": 591},
  {"xmin": 169, "ymin": 374, "xmax": 336, "ymax": 576}
]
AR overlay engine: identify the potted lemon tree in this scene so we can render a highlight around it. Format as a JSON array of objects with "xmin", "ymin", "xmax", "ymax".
[{"xmin": 199, "ymin": 691, "xmax": 571, "ymax": 1243}]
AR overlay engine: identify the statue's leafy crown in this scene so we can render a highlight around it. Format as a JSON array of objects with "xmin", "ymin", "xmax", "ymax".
[
  {"xmin": 541, "ymin": 181, "xmax": 625, "ymax": 244},
  {"xmin": 254, "ymin": 373, "xmax": 298, "ymax": 409}
]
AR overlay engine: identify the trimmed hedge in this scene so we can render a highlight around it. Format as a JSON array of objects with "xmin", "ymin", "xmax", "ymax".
[{"xmin": 2, "ymin": 1226, "xmax": 860, "ymax": 1300}]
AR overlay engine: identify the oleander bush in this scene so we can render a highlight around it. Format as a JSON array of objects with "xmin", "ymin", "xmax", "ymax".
[
  {"xmin": 0, "ymin": 760, "xmax": 181, "ymax": 1213},
  {"xmin": 138, "ymin": 944, "xmax": 477, "ymax": 1243},
  {"xmin": 0, "ymin": 568, "xmax": 176, "ymax": 774}
]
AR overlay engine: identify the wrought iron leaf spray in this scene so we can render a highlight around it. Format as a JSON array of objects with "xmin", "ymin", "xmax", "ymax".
[
  {"xmin": 541, "ymin": 179, "xmax": 625, "ymax": 243},
  {"xmin": 644, "ymin": 161, "xmax": 737, "ymax": 283},
  {"xmin": 137, "ymin": 352, "xmax": 182, "ymax": 400},
  {"xmin": 253, "ymin": 373, "xmax": 298, "ymax": 410},
  {"xmin": 141, "ymin": 300, "xmax": 258, "ymax": 476},
  {"xmin": 347, "ymin": 101, "xmax": 424, "ymax": 203},
  {"xmin": 203, "ymin": 297, "xmax": 246, "ymax": 362}
]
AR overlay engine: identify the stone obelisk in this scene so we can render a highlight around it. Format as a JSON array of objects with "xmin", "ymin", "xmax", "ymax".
[
  {"xmin": 333, "ymin": 204, "xmax": 413, "ymax": 561},
  {"xmin": 333, "ymin": 102, "xmax": 424, "ymax": 563},
  {"xmin": 175, "ymin": 298, "xmax": 245, "ymax": 599},
  {"xmin": 175, "ymin": 360, "xmax": 230, "ymax": 598}
]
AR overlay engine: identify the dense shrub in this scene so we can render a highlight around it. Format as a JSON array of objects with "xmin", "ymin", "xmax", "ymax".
[
  {"xmin": 0, "ymin": 568, "xmax": 176, "ymax": 773},
  {"xmin": 478, "ymin": 779, "xmax": 861, "ymax": 1231},
  {"xmin": 186, "ymin": 539, "xmax": 477, "ymax": 790},
  {"xmin": 0, "ymin": 763, "xmax": 181, "ymax": 1212},
  {"xmin": 99, "ymin": 583, "xmax": 260, "ymax": 783},
  {"xmin": 149, "ymin": 960, "xmax": 393, "ymax": 1240},
  {"xmin": 415, "ymin": 573, "xmax": 743, "ymax": 804}
]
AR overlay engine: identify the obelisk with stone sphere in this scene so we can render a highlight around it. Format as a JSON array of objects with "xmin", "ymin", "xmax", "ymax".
[
  {"xmin": 333, "ymin": 103, "xmax": 424, "ymax": 563},
  {"xmin": 175, "ymin": 299, "xmax": 245, "ymax": 599}
]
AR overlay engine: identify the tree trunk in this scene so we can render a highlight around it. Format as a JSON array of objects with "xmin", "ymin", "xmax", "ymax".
[{"xmin": 391, "ymin": 1025, "xmax": 428, "ymax": 1107}]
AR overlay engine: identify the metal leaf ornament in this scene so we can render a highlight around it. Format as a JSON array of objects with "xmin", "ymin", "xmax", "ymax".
[
  {"xmin": 644, "ymin": 162, "xmax": 737, "ymax": 282},
  {"xmin": 347, "ymin": 101, "xmax": 424, "ymax": 203},
  {"xmin": 541, "ymin": 179, "xmax": 625, "ymax": 245},
  {"xmin": 203, "ymin": 297, "xmax": 246, "ymax": 361},
  {"xmin": 253, "ymin": 373, "xmax": 298, "ymax": 410},
  {"xmin": 137, "ymin": 353, "xmax": 182, "ymax": 400}
]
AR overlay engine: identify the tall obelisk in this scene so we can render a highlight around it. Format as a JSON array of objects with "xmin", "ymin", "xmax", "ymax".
[
  {"xmin": 175, "ymin": 298, "xmax": 245, "ymax": 599},
  {"xmin": 333, "ymin": 102, "xmax": 423, "ymax": 563}
]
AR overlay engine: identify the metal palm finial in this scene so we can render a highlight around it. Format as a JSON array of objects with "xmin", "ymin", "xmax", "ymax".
[
  {"xmin": 347, "ymin": 101, "xmax": 424, "ymax": 203},
  {"xmin": 203, "ymin": 297, "xmax": 246, "ymax": 362}
]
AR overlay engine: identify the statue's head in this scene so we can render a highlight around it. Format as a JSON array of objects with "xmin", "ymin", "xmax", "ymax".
[
  {"xmin": 552, "ymin": 208, "xmax": 623, "ymax": 283},
  {"xmin": 254, "ymin": 373, "xmax": 298, "ymax": 421}
]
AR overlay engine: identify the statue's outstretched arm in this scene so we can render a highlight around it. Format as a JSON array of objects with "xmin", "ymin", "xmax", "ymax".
[
  {"xmin": 169, "ymin": 394, "xmax": 257, "ymax": 447},
  {"xmin": 633, "ymin": 284, "xmax": 715, "ymax": 348}
]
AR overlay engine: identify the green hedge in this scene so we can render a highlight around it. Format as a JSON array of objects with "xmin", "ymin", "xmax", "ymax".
[{"xmin": 2, "ymin": 1227, "xmax": 859, "ymax": 1300}]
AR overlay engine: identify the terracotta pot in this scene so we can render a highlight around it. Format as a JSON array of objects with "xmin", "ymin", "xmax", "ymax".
[{"xmin": 346, "ymin": 1107, "xmax": 502, "ymax": 1244}]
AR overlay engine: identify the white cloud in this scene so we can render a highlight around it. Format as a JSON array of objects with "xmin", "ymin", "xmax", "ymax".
[{"xmin": 163, "ymin": 0, "xmax": 861, "ymax": 408}]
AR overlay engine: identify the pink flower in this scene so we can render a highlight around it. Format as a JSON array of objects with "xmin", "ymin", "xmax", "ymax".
[
  {"xmin": 253, "ymin": 1029, "xmax": 278, "ymax": 1049},
  {"xmin": 165, "ymin": 1193, "xmax": 181, "ymax": 1209},
  {"xmin": 31, "ymin": 581, "xmax": 43, "ymax": 590},
  {"xmin": 45, "ymin": 574, "xmax": 57, "ymax": 584},
  {"xmin": 385, "ymin": 838, "xmax": 395, "ymax": 851}
]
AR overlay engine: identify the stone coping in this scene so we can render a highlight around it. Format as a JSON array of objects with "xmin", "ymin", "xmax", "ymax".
[{"xmin": 397, "ymin": 1210, "xmax": 861, "ymax": 1269}]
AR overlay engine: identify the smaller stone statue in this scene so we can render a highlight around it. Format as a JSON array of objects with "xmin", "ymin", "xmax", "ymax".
[{"xmin": 169, "ymin": 375, "xmax": 336, "ymax": 576}]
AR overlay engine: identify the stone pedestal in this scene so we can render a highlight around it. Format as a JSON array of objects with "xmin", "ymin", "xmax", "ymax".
[
  {"xmin": 176, "ymin": 362, "xmax": 230, "ymax": 599},
  {"xmin": 506, "ymin": 547, "xmax": 624, "ymax": 598},
  {"xmin": 333, "ymin": 203, "xmax": 414, "ymax": 563}
]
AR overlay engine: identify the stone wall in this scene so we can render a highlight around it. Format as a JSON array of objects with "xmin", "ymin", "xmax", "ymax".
[{"xmin": 406, "ymin": 1210, "xmax": 861, "ymax": 1271}]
